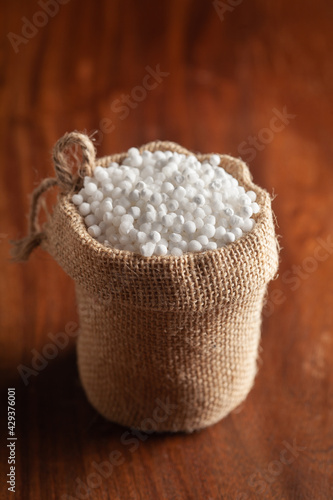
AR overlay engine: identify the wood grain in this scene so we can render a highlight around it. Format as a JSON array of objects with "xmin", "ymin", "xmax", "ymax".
[{"xmin": 1, "ymin": 0, "xmax": 333, "ymax": 499}]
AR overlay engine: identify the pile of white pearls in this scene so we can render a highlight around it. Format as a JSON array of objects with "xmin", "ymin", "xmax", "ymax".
[{"xmin": 72, "ymin": 148, "xmax": 260, "ymax": 256}]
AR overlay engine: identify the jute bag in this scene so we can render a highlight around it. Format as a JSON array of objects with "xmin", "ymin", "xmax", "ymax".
[{"xmin": 12, "ymin": 132, "xmax": 279, "ymax": 432}]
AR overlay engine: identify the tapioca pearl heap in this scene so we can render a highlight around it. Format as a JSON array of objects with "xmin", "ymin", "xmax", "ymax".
[{"xmin": 72, "ymin": 149, "xmax": 260, "ymax": 256}]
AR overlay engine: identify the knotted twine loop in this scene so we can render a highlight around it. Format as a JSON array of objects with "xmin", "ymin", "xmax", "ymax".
[
  {"xmin": 53, "ymin": 131, "xmax": 96, "ymax": 194},
  {"xmin": 11, "ymin": 132, "xmax": 96, "ymax": 262}
]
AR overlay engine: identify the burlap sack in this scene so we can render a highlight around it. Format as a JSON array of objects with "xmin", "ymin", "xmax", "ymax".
[{"xmin": 12, "ymin": 132, "xmax": 279, "ymax": 432}]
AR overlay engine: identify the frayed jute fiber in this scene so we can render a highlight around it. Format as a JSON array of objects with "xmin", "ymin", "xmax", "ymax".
[{"xmin": 12, "ymin": 132, "xmax": 279, "ymax": 432}]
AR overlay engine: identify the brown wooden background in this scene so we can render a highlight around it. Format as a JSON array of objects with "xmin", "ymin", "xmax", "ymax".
[{"xmin": 1, "ymin": 1, "xmax": 333, "ymax": 499}]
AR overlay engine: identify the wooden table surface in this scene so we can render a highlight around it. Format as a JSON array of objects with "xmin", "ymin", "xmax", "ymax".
[{"xmin": 1, "ymin": 1, "xmax": 333, "ymax": 499}]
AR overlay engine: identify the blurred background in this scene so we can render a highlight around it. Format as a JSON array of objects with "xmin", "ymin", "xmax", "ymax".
[{"xmin": 1, "ymin": 1, "xmax": 333, "ymax": 499}]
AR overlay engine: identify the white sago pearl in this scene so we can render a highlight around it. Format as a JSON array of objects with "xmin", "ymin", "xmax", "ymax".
[
  {"xmin": 140, "ymin": 189, "xmax": 152, "ymax": 201},
  {"xmin": 85, "ymin": 182, "xmax": 97, "ymax": 195},
  {"xmin": 171, "ymin": 247, "xmax": 183, "ymax": 256},
  {"xmin": 246, "ymin": 190, "xmax": 257, "ymax": 202},
  {"xmin": 153, "ymin": 151, "xmax": 166, "ymax": 161},
  {"xmin": 79, "ymin": 202, "xmax": 90, "ymax": 216},
  {"xmin": 242, "ymin": 219, "xmax": 254, "ymax": 232},
  {"xmin": 184, "ymin": 221, "xmax": 196, "ymax": 235},
  {"xmin": 209, "ymin": 154, "xmax": 220, "ymax": 166},
  {"xmin": 239, "ymin": 194, "xmax": 251, "ymax": 206},
  {"xmin": 175, "ymin": 215, "xmax": 185, "ymax": 225},
  {"xmin": 178, "ymin": 240, "xmax": 188, "ymax": 252},
  {"xmin": 159, "ymin": 238, "xmax": 168, "ymax": 247},
  {"xmin": 92, "ymin": 190, "xmax": 104, "ymax": 201},
  {"xmin": 203, "ymin": 204, "xmax": 212, "ymax": 215},
  {"xmin": 215, "ymin": 226, "xmax": 226, "ymax": 239},
  {"xmin": 173, "ymin": 186, "xmax": 186, "ymax": 200},
  {"xmin": 229, "ymin": 215, "xmax": 243, "ymax": 227},
  {"xmin": 184, "ymin": 212, "xmax": 194, "ymax": 222},
  {"xmin": 128, "ymin": 228, "xmax": 138, "ymax": 241},
  {"xmin": 193, "ymin": 194, "xmax": 205, "ymax": 206},
  {"xmin": 112, "ymin": 216, "xmax": 121, "ymax": 227},
  {"xmin": 112, "ymin": 187, "xmax": 122, "ymax": 199},
  {"xmin": 141, "ymin": 150, "xmax": 152, "ymax": 160},
  {"xmin": 206, "ymin": 242, "xmax": 217, "ymax": 250},
  {"xmin": 94, "ymin": 166, "xmax": 109, "ymax": 182},
  {"xmin": 194, "ymin": 217, "xmax": 204, "ymax": 230},
  {"xmin": 152, "ymin": 221, "xmax": 163, "ymax": 232},
  {"xmin": 72, "ymin": 194, "xmax": 83, "ymax": 205},
  {"xmin": 119, "ymin": 234, "xmax": 130, "ymax": 245},
  {"xmin": 118, "ymin": 197, "xmax": 131, "ymax": 209},
  {"xmin": 231, "ymin": 227, "xmax": 243, "ymax": 239},
  {"xmin": 129, "ymin": 206, "xmax": 141, "ymax": 219},
  {"xmin": 121, "ymin": 214, "xmax": 134, "ymax": 225},
  {"xmin": 187, "ymin": 202, "xmax": 197, "ymax": 213},
  {"xmin": 170, "ymin": 233, "xmax": 182, "ymax": 243},
  {"xmin": 128, "ymin": 147, "xmax": 140, "ymax": 157},
  {"xmin": 167, "ymin": 199, "xmax": 179, "ymax": 211},
  {"xmin": 88, "ymin": 224, "xmax": 101, "ymax": 237},
  {"xmin": 137, "ymin": 231, "xmax": 147, "ymax": 244},
  {"xmin": 174, "ymin": 174, "xmax": 184, "ymax": 185},
  {"xmin": 140, "ymin": 222, "xmax": 152, "ymax": 234},
  {"xmin": 129, "ymin": 190, "xmax": 140, "ymax": 203},
  {"xmin": 141, "ymin": 167, "xmax": 154, "ymax": 178},
  {"xmin": 135, "ymin": 181, "xmax": 145, "ymax": 191},
  {"xmin": 251, "ymin": 202, "xmax": 260, "ymax": 214},
  {"xmin": 201, "ymin": 224, "xmax": 215, "ymax": 238},
  {"xmin": 148, "ymin": 231, "xmax": 161, "ymax": 243},
  {"xmin": 101, "ymin": 199, "xmax": 113, "ymax": 212},
  {"xmin": 85, "ymin": 214, "xmax": 96, "ymax": 226},
  {"xmin": 144, "ymin": 176, "xmax": 154, "ymax": 185},
  {"xmin": 224, "ymin": 207, "xmax": 234, "ymax": 217},
  {"xmin": 103, "ymin": 183, "xmax": 114, "ymax": 196},
  {"xmin": 193, "ymin": 207, "xmax": 206, "ymax": 219},
  {"xmin": 141, "ymin": 242, "xmax": 155, "ymax": 257},
  {"xmin": 224, "ymin": 232, "xmax": 235, "ymax": 243},
  {"xmin": 94, "ymin": 208, "xmax": 104, "ymax": 220},
  {"xmin": 142, "ymin": 211, "xmax": 156, "ymax": 223},
  {"xmin": 150, "ymin": 192, "xmax": 163, "ymax": 206},
  {"xmin": 197, "ymin": 235, "xmax": 209, "ymax": 246},
  {"xmin": 161, "ymin": 182, "xmax": 174, "ymax": 193},
  {"xmin": 113, "ymin": 205, "xmax": 126, "ymax": 216},
  {"xmin": 146, "ymin": 203, "xmax": 155, "ymax": 213},
  {"xmin": 188, "ymin": 240, "xmax": 202, "ymax": 252},
  {"xmin": 185, "ymin": 186, "xmax": 196, "ymax": 200},
  {"xmin": 162, "ymin": 214, "xmax": 175, "ymax": 228},
  {"xmin": 129, "ymin": 155, "xmax": 142, "ymax": 168},
  {"xmin": 119, "ymin": 222, "xmax": 132, "ymax": 235},
  {"xmin": 155, "ymin": 244, "xmax": 168, "ymax": 256},
  {"xmin": 205, "ymin": 215, "xmax": 216, "ymax": 226},
  {"xmin": 103, "ymin": 212, "xmax": 113, "ymax": 223},
  {"xmin": 240, "ymin": 205, "xmax": 253, "ymax": 218},
  {"xmin": 125, "ymin": 170, "xmax": 137, "ymax": 183},
  {"xmin": 172, "ymin": 224, "xmax": 182, "ymax": 234}
]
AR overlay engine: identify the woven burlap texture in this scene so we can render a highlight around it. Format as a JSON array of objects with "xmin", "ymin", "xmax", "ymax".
[{"xmin": 33, "ymin": 134, "xmax": 278, "ymax": 433}]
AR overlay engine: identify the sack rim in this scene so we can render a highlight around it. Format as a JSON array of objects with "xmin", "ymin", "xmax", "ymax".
[{"xmin": 55, "ymin": 141, "xmax": 276, "ymax": 266}]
